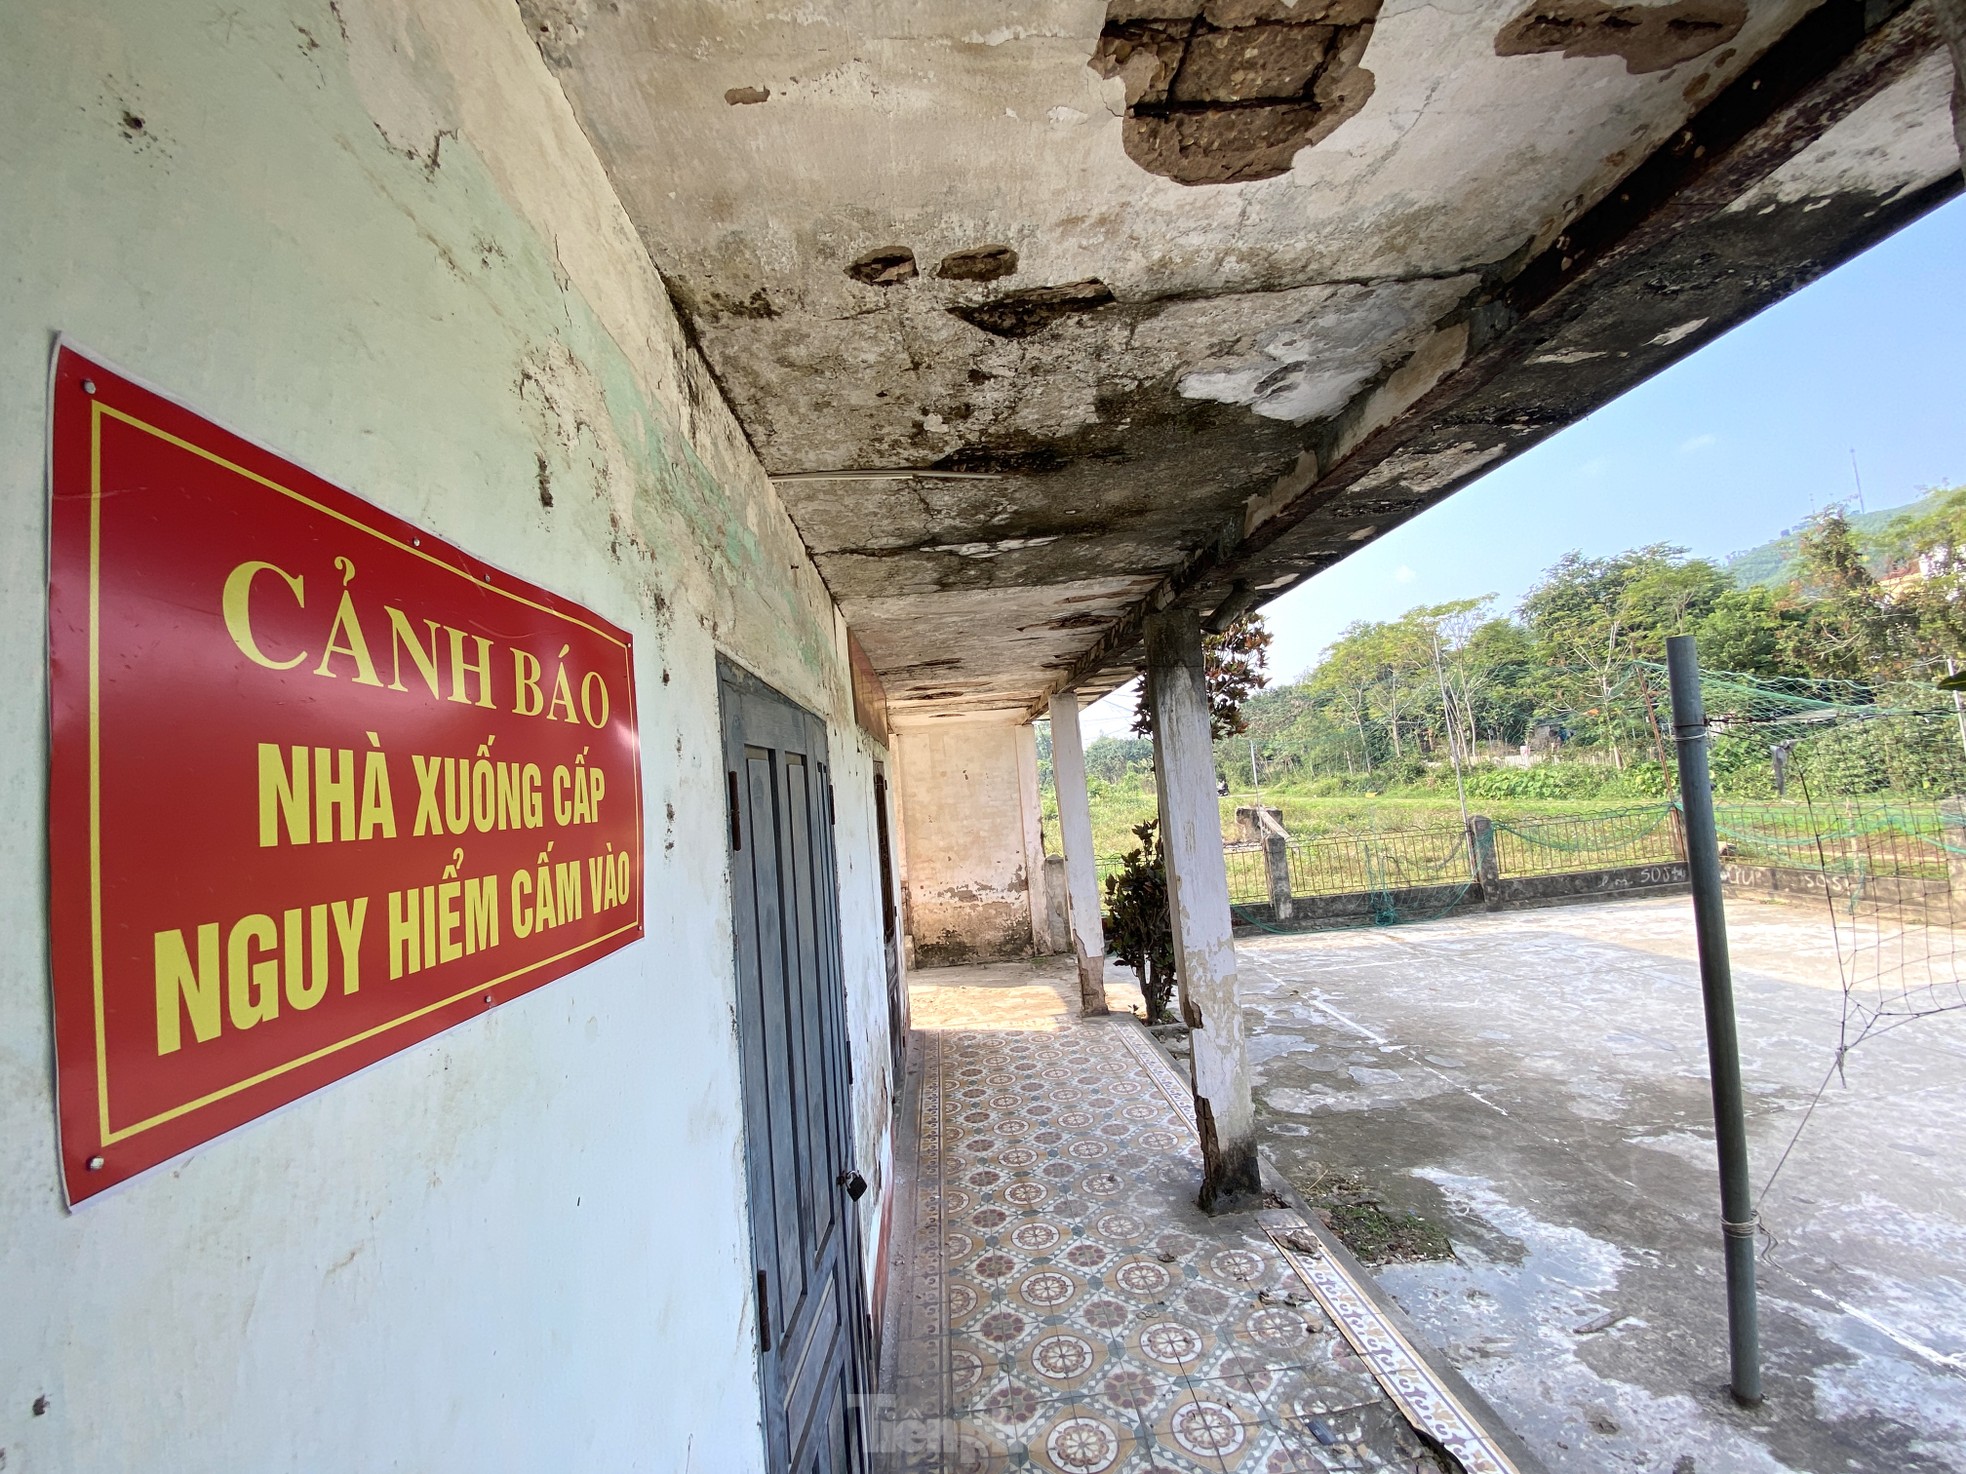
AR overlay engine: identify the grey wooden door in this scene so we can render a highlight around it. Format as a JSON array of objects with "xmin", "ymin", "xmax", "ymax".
[{"xmin": 720, "ymin": 661, "xmax": 869, "ymax": 1474}]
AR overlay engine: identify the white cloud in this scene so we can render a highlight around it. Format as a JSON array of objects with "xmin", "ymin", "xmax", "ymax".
[
  {"xmin": 1679, "ymin": 433, "xmax": 1719, "ymax": 454},
  {"xmin": 1395, "ymin": 565, "xmax": 1416, "ymax": 584}
]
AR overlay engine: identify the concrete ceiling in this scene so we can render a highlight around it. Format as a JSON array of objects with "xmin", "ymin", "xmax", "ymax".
[{"xmin": 523, "ymin": 0, "xmax": 1962, "ymax": 726}]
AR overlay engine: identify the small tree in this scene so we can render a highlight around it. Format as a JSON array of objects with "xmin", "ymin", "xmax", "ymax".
[
  {"xmin": 1103, "ymin": 821, "xmax": 1176, "ymax": 1024},
  {"xmin": 1131, "ymin": 613, "xmax": 1272, "ymax": 738}
]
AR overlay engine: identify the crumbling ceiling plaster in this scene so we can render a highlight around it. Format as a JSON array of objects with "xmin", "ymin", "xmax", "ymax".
[{"xmin": 524, "ymin": 0, "xmax": 1962, "ymax": 726}]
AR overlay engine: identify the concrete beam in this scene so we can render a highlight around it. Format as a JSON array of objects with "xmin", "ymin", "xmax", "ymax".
[
  {"xmin": 1048, "ymin": 693, "xmax": 1110, "ymax": 1015},
  {"xmin": 1039, "ymin": 0, "xmax": 1959, "ymax": 714},
  {"xmin": 1144, "ymin": 608, "xmax": 1260, "ymax": 1211}
]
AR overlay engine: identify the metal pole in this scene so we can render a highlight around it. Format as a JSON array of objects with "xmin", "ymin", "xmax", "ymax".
[{"xmin": 1665, "ymin": 634, "xmax": 1763, "ymax": 1407}]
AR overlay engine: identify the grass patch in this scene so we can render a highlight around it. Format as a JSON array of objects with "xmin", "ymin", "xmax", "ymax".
[{"xmin": 1303, "ymin": 1170, "xmax": 1455, "ymax": 1265}]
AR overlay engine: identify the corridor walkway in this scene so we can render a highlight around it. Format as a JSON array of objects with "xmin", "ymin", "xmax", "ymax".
[{"xmin": 876, "ymin": 959, "xmax": 1528, "ymax": 1473}]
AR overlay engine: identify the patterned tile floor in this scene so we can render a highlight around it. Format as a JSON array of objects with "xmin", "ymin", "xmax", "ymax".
[{"xmin": 875, "ymin": 961, "xmax": 1460, "ymax": 1474}]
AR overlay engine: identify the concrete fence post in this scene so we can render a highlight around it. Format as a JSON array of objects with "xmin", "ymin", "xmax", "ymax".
[
  {"xmin": 1263, "ymin": 831, "xmax": 1294, "ymax": 922},
  {"xmin": 1238, "ymin": 805, "xmax": 1294, "ymax": 920},
  {"xmin": 1939, "ymin": 797, "xmax": 1966, "ymax": 922},
  {"xmin": 1470, "ymin": 814, "xmax": 1501, "ymax": 910}
]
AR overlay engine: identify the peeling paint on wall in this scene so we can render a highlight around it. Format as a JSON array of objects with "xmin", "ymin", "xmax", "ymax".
[
  {"xmin": 520, "ymin": 0, "xmax": 1951, "ymax": 735},
  {"xmin": 0, "ymin": 1, "xmax": 898, "ymax": 1468},
  {"xmin": 895, "ymin": 722, "xmax": 1042, "ymax": 965},
  {"xmin": 948, "ymin": 278, "xmax": 1116, "ymax": 337},
  {"xmin": 1725, "ymin": 51, "xmax": 1960, "ymax": 211},
  {"xmin": 935, "ymin": 243, "xmax": 1020, "ymax": 281}
]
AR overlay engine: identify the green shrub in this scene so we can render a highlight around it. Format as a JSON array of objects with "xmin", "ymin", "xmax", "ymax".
[
  {"xmin": 1102, "ymin": 821, "xmax": 1176, "ymax": 1024},
  {"xmin": 1460, "ymin": 762, "xmax": 1620, "ymax": 800}
]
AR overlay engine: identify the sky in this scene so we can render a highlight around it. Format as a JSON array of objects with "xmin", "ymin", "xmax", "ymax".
[{"xmin": 1082, "ymin": 193, "xmax": 1966, "ymax": 740}]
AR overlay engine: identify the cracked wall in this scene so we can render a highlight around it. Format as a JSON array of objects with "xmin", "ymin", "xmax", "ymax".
[
  {"xmin": 0, "ymin": 2, "xmax": 900, "ymax": 1469},
  {"xmin": 895, "ymin": 721, "xmax": 1047, "ymax": 965}
]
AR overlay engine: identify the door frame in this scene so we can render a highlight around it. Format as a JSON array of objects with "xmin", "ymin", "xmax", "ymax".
[
  {"xmin": 718, "ymin": 657, "xmax": 872, "ymax": 1471},
  {"xmin": 871, "ymin": 763, "xmax": 907, "ymax": 1097}
]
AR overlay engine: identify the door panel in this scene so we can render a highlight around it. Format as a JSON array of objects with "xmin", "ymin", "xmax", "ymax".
[
  {"xmin": 721, "ymin": 662, "xmax": 868, "ymax": 1474},
  {"xmin": 742, "ymin": 750, "xmax": 804, "ymax": 1314}
]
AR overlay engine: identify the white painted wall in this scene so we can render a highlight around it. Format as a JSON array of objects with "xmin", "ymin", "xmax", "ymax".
[
  {"xmin": 822, "ymin": 617, "xmax": 905, "ymax": 1298},
  {"xmin": 0, "ymin": 2, "xmax": 892, "ymax": 1468},
  {"xmin": 894, "ymin": 720, "xmax": 1045, "ymax": 965}
]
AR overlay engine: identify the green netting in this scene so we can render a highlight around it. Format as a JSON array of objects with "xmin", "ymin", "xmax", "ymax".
[
  {"xmin": 1490, "ymin": 804, "xmax": 1677, "ymax": 850},
  {"xmin": 1187, "ymin": 662, "xmax": 1966, "ymax": 940},
  {"xmin": 1637, "ymin": 661, "xmax": 1966, "ymax": 802},
  {"xmin": 1230, "ymin": 875, "xmax": 1477, "ymax": 934}
]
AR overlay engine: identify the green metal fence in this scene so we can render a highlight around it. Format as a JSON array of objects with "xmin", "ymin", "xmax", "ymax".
[
  {"xmin": 1222, "ymin": 827, "xmax": 1473, "ymax": 906},
  {"xmin": 1491, "ymin": 805, "xmax": 1682, "ymax": 879},
  {"xmin": 1216, "ymin": 799, "xmax": 1964, "ymax": 910},
  {"xmin": 1223, "ymin": 844, "xmax": 1267, "ymax": 905},
  {"xmin": 1711, "ymin": 800, "xmax": 1953, "ymax": 882}
]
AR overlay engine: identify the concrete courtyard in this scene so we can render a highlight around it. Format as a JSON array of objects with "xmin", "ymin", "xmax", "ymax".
[{"xmin": 1232, "ymin": 896, "xmax": 1966, "ymax": 1474}]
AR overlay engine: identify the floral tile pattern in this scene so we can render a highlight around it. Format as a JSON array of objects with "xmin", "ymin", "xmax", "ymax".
[{"xmin": 877, "ymin": 966, "xmax": 1506, "ymax": 1473}]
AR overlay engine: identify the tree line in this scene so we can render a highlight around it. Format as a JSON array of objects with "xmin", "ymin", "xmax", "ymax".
[{"xmin": 1074, "ymin": 487, "xmax": 1966, "ymax": 800}]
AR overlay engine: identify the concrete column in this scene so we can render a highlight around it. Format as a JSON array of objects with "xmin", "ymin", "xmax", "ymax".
[
  {"xmin": 888, "ymin": 745, "xmax": 915, "ymax": 968},
  {"xmin": 1470, "ymin": 815, "xmax": 1501, "ymax": 910},
  {"xmin": 1940, "ymin": 798, "xmax": 1966, "ymax": 921},
  {"xmin": 1145, "ymin": 608, "xmax": 1261, "ymax": 1211},
  {"xmin": 1014, "ymin": 722, "xmax": 1052, "ymax": 955},
  {"xmin": 1048, "ymin": 692, "xmax": 1111, "ymax": 1015},
  {"xmin": 1145, "ymin": 669, "xmax": 1198, "ymax": 1031},
  {"xmin": 1934, "ymin": 0, "xmax": 1966, "ymax": 173}
]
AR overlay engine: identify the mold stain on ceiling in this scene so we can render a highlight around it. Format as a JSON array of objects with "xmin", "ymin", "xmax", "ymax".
[{"xmin": 519, "ymin": 0, "xmax": 1959, "ymax": 722}]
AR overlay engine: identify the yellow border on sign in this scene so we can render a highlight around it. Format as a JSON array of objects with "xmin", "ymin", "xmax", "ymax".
[
  {"xmin": 87, "ymin": 402, "xmax": 643, "ymax": 1146},
  {"xmin": 90, "ymin": 402, "xmax": 110, "ymax": 1143},
  {"xmin": 104, "ymin": 924, "xmax": 641, "ymax": 1142},
  {"xmin": 96, "ymin": 404, "xmax": 627, "ymax": 645}
]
